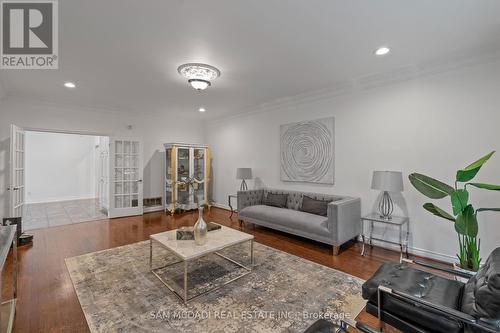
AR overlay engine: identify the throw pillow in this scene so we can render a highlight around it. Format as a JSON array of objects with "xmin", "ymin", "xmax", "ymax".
[
  {"xmin": 300, "ymin": 195, "xmax": 330, "ymax": 216},
  {"xmin": 265, "ymin": 193, "xmax": 288, "ymax": 208}
]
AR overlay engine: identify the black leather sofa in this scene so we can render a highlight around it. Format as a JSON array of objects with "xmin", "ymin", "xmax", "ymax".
[{"xmin": 362, "ymin": 247, "xmax": 500, "ymax": 333}]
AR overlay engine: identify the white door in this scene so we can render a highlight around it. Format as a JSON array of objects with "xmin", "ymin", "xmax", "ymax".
[
  {"xmin": 96, "ymin": 136, "xmax": 109, "ymax": 211},
  {"xmin": 109, "ymin": 137, "xmax": 143, "ymax": 218},
  {"xmin": 9, "ymin": 125, "xmax": 25, "ymax": 218}
]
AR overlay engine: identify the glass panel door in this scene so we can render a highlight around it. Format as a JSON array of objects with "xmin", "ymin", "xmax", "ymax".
[
  {"xmin": 176, "ymin": 148, "xmax": 190, "ymax": 207},
  {"xmin": 193, "ymin": 148, "xmax": 205, "ymax": 204},
  {"xmin": 109, "ymin": 138, "xmax": 143, "ymax": 218},
  {"xmin": 10, "ymin": 124, "xmax": 25, "ymax": 218}
]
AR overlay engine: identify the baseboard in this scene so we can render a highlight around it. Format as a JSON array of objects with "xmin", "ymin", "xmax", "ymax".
[
  {"xmin": 26, "ymin": 196, "xmax": 96, "ymax": 204},
  {"xmin": 143, "ymin": 205, "xmax": 164, "ymax": 213},
  {"xmin": 211, "ymin": 201, "xmax": 456, "ymax": 264},
  {"xmin": 211, "ymin": 202, "xmax": 231, "ymax": 211}
]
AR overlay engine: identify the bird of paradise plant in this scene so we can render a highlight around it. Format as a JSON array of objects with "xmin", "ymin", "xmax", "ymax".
[{"xmin": 409, "ymin": 151, "xmax": 500, "ymax": 271}]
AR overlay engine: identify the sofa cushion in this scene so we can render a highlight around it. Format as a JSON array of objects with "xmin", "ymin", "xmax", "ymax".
[
  {"xmin": 299, "ymin": 195, "xmax": 329, "ymax": 216},
  {"xmin": 264, "ymin": 193, "xmax": 288, "ymax": 208},
  {"xmin": 461, "ymin": 247, "xmax": 500, "ymax": 326},
  {"xmin": 239, "ymin": 205, "xmax": 330, "ymax": 237},
  {"xmin": 362, "ymin": 262, "xmax": 465, "ymax": 333}
]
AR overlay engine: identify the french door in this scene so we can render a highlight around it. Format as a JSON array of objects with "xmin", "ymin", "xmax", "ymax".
[
  {"xmin": 9, "ymin": 125, "xmax": 25, "ymax": 218},
  {"xmin": 108, "ymin": 137, "xmax": 143, "ymax": 218}
]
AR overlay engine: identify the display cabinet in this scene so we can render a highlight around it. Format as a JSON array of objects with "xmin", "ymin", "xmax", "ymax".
[{"xmin": 164, "ymin": 143, "xmax": 211, "ymax": 214}]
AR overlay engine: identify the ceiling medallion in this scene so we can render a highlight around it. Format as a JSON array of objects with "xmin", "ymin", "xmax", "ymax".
[{"xmin": 177, "ymin": 63, "xmax": 221, "ymax": 91}]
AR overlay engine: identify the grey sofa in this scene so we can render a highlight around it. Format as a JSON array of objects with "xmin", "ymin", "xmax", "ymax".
[{"xmin": 237, "ymin": 188, "xmax": 361, "ymax": 255}]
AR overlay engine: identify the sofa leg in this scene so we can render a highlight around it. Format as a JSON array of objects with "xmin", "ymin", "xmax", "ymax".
[{"xmin": 332, "ymin": 245, "xmax": 340, "ymax": 256}]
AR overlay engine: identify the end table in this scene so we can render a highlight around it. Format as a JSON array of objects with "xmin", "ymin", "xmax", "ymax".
[{"xmin": 360, "ymin": 213, "xmax": 409, "ymax": 261}]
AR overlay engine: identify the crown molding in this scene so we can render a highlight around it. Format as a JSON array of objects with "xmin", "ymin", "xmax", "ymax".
[{"xmin": 208, "ymin": 45, "xmax": 500, "ymax": 125}]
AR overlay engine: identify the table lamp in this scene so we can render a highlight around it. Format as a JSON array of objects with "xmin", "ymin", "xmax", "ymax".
[
  {"xmin": 371, "ymin": 171, "xmax": 404, "ymax": 220},
  {"xmin": 236, "ymin": 168, "xmax": 252, "ymax": 191}
]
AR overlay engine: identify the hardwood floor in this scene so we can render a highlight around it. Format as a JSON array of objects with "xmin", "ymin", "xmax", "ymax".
[{"xmin": 3, "ymin": 207, "xmax": 415, "ymax": 332}]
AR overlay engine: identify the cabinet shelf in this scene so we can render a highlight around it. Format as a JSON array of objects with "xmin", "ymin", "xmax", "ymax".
[{"xmin": 164, "ymin": 144, "xmax": 210, "ymax": 214}]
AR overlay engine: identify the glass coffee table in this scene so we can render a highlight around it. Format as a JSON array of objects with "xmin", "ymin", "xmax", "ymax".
[{"xmin": 149, "ymin": 224, "xmax": 254, "ymax": 304}]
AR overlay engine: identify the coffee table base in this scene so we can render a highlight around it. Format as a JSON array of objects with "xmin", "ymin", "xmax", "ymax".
[{"xmin": 150, "ymin": 239, "xmax": 254, "ymax": 304}]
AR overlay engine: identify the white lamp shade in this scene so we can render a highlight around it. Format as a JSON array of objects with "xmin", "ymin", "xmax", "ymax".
[
  {"xmin": 371, "ymin": 171, "xmax": 404, "ymax": 192},
  {"xmin": 236, "ymin": 168, "xmax": 252, "ymax": 180}
]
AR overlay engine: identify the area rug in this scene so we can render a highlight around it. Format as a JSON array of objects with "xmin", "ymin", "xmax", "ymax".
[{"xmin": 66, "ymin": 239, "xmax": 365, "ymax": 333}]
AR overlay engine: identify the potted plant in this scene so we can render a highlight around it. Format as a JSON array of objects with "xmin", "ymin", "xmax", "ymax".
[{"xmin": 409, "ymin": 151, "xmax": 500, "ymax": 272}]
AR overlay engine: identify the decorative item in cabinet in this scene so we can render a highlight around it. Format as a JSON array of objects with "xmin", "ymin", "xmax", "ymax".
[{"xmin": 164, "ymin": 143, "xmax": 211, "ymax": 214}]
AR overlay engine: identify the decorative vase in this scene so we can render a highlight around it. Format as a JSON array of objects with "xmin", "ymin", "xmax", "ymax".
[{"xmin": 194, "ymin": 207, "xmax": 207, "ymax": 245}]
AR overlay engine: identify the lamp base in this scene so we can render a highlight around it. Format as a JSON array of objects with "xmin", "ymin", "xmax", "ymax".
[
  {"xmin": 378, "ymin": 191, "xmax": 394, "ymax": 220},
  {"xmin": 239, "ymin": 180, "xmax": 248, "ymax": 191}
]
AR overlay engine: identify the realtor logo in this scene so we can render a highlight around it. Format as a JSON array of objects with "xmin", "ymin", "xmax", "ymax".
[{"xmin": 1, "ymin": 0, "xmax": 58, "ymax": 69}]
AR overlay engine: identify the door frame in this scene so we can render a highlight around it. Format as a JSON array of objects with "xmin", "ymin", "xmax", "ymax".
[{"xmin": 108, "ymin": 137, "xmax": 144, "ymax": 219}]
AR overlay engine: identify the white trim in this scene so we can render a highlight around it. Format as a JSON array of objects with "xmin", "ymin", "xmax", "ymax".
[
  {"xmin": 211, "ymin": 202, "xmax": 231, "ymax": 211},
  {"xmin": 143, "ymin": 205, "xmax": 164, "ymax": 213},
  {"xmin": 26, "ymin": 196, "xmax": 97, "ymax": 204}
]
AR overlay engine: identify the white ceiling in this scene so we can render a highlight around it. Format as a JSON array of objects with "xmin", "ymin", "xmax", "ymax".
[{"xmin": 1, "ymin": 0, "xmax": 500, "ymax": 119}]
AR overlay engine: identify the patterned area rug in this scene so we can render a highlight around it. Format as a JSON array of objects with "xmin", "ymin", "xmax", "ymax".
[{"xmin": 66, "ymin": 240, "xmax": 365, "ymax": 333}]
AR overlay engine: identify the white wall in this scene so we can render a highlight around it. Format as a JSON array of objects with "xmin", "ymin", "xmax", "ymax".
[
  {"xmin": 0, "ymin": 98, "xmax": 205, "ymax": 217},
  {"xmin": 206, "ymin": 60, "xmax": 500, "ymax": 262},
  {"xmin": 25, "ymin": 131, "xmax": 97, "ymax": 203}
]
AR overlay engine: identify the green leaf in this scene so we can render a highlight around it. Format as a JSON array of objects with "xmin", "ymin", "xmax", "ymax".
[
  {"xmin": 455, "ymin": 205, "xmax": 478, "ymax": 237},
  {"xmin": 456, "ymin": 151, "xmax": 495, "ymax": 182},
  {"xmin": 409, "ymin": 173, "xmax": 454, "ymax": 199},
  {"xmin": 468, "ymin": 183, "xmax": 500, "ymax": 191},
  {"xmin": 423, "ymin": 203, "xmax": 455, "ymax": 222},
  {"xmin": 451, "ymin": 189, "xmax": 469, "ymax": 215}
]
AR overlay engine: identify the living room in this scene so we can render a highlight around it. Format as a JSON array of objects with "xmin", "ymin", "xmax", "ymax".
[{"xmin": 1, "ymin": 1, "xmax": 499, "ymax": 332}]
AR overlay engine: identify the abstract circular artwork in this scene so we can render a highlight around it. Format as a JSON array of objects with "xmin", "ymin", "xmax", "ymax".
[{"xmin": 280, "ymin": 117, "xmax": 335, "ymax": 184}]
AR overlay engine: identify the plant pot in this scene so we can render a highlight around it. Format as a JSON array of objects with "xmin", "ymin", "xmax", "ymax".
[{"xmin": 453, "ymin": 262, "xmax": 477, "ymax": 283}]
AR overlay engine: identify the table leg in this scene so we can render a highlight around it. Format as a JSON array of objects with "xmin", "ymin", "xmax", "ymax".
[
  {"xmin": 405, "ymin": 223, "xmax": 410, "ymax": 259},
  {"xmin": 369, "ymin": 221, "xmax": 374, "ymax": 248},
  {"xmin": 399, "ymin": 224, "xmax": 404, "ymax": 262},
  {"xmin": 183, "ymin": 261, "xmax": 188, "ymax": 304},
  {"xmin": 229, "ymin": 196, "xmax": 234, "ymax": 219},
  {"xmin": 361, "ymin": 234, "xmax": 366, "ymax": 256},
  {"xmin": 13, "ymin": 234, "xmax": 17, "ymax": 299},
  {"xmin": 250, "ymin": 239, "xmax": 254, "ymax": 269},
  {"xmin": 149, "ymin": 239, "xmax": 153, "ymax": 271}
]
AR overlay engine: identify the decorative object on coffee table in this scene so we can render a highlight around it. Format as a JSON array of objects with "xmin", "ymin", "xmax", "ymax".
[
  {"xmin": 371, "ymin": 171, "xmax": 404, "ymax": 220},
  {"xmin": 280, "ymin": 117, "xmax": 335, "ymax": 184},
  {"xmin": 236, "ymin": 168, "xmax": 252, "ymax": 191},
  {"xmin": 409, "ymin": 151, "xmax": 500, "ymax": 272},
  {"xmin": 193, "ymin": 206, "xmax": 207, "ymax": 245}
]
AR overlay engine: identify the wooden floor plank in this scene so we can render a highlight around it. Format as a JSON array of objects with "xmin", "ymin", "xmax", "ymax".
[{"xmin": 2, "ymin": 207, "xmax": 414, "ymax": 332}]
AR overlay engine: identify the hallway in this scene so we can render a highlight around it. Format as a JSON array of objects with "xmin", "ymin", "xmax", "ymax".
[{"xmin": 23, "ymin": 198, "xmax": 108, "ymax": 230}]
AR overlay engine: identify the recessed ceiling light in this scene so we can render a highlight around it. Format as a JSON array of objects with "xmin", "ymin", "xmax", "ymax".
[
  {"xmin": 374, "ymin": 46, "xmax": 390, "ymax": 56},
  {"xmin": 178, "ymin": 63, "xmax": 221, "ymax": 91},
  {"xmin": 64, "ymin": 82, "xmax": 76, "ymax": 88},
  {"xmin": 198, "ymin": 107, "xmax": 206, "ymax": 113}
]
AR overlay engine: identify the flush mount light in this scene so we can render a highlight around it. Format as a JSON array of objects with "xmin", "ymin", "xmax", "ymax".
[
  {"xmin": 177, "ymin": 63, "xmax": 221, "ymax": 91},
  {"xmin": 198, "ymin": 107, "xmax": 206, "ymax": 113},
  {"xmin": 374, "ymin": 46, "xmax": 391, "ymax": 56},
  {"xmin": 64, "ymin": 82, "xmax": 76, "ymax": 88}
]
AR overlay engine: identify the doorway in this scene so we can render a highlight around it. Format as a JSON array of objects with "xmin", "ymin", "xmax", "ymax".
[
  {"xmin": 22, "ymin": 131, "xmax": 110, "ymax": 230},
  {"xmin": 9, "ymin": 125, "xmax": 145, "ymax": 231}
]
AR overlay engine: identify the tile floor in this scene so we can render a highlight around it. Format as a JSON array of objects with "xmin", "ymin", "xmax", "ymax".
[{"xmin": 23, "ymin": 198, "xmax": 108, "ymax": 231}]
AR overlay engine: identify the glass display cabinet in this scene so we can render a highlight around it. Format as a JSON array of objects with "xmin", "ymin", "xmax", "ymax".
[{"xmin": 164, "ymin": 143, "xmax": 211, "ymax": 214}]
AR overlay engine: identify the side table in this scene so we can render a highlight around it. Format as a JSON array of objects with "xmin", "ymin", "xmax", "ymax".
[
  {"xmin": 228, "ymin": 194, "xmax": 237, "ymax": 218},
  {"xmin": 360, "ymin": 213, "xmax": 409, "ymax": 261}
]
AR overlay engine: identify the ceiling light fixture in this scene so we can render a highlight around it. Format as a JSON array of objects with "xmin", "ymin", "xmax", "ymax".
[
  {"xmin": 177, "ymin": 63, "xmax": 220, "ymax": 91},
  {"xmin": 374, "ymin": 46, "xmax": 390, "ymax": 56},
  {"xmin": 198, "ymin": 107, "xmax": 206, "ymax": 113},
  {"xmin": 64, "ymin": 82, "xmax": 76, "ymax": 88}
]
